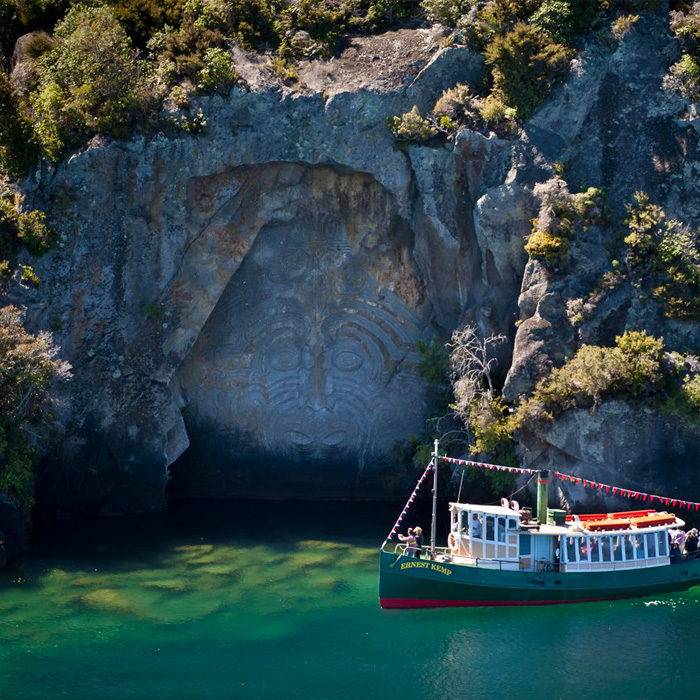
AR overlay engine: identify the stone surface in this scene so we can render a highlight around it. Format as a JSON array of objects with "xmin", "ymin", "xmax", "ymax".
[
  {"xmin": 6, "ymin": 9, "xmax": 700, "ymax": 562},
  {"xmin": 9, "ymin": 30, "xmax": 518, "ymax": 516}
]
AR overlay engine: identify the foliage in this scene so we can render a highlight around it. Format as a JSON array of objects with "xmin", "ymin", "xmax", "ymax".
[
  {"xmin": 421, "ymin": 0, "xmax": 472, "ymax": 26},
  {"xmin": 196, "ymin": 47, "xmax": 237, "ymax": 93},
  {"xmin": 662, "ymin": 54, "xmax": 700, "ymax": 102},
  {"xmin": 529, "ymin": 0, "xmax": 575, "ymax": 44},
  {"xmin": 180, "ymin": 106, "xmax": 207, "ymax": 132},
  {"xmin": 623, "ymin": 190, "xmax": 665, "ymax": 271},
  {"xmin": 143, "ymin": 301, "xmax": 164, "ymax": 319},
  {"xmin": 108, "ymin": 0, "xmax": 187, "ymax": 48},
  {"xmin": 509, "ymin": 330, "xmax": 665, "ymax": 434},
  {"xmin": 622, "ymin": 192, "xmax": 700, "ymax": 318},
  {"xmin": 0, "ymin": 0, "xmax": 71, "ymax": 54},
  {"xmin": 16, "ymin": 210, "xmax": 56, "ymax": 256},
  {"xmin": 30, "ymin": 5, "xmax": 155, "ymax": 158},
  {"xmin": 611, "ymin": 13, "xmax": 639, "ymax": 40},
  {"xmin": 20, "ymin": 264, "xmax": 40, "ymax": 287},
  {"xmin": 0, "ymin": 72, "xmax": 42, "ymax": 178},
  {"xmin": 0, "ymin": 259, "xmax": 10, "ymax": 283},
  {"xmin": 0, "ymin": 306, "xmax": 71, "ymax": 509},
  {"xmin": 387, "ymin": 106, "xmax": 437, "ymax": 142},
  {"xmin": 485, "ymin": 23, "xmax": 574, "ymax": 120},
  {"xmin": 469, "ymin": 394, "xmax": 515, "ymax": 460},
  {"xmin": 0, "ymin": 194, "xmax": 55, "ymax": 258},
  {"xmin": 524, "ymin": 229, "xmax": 569, "ymax": 261},
  {"xmin": 417, "ymin": 338, "xmax": 450, "ymax": 385}
]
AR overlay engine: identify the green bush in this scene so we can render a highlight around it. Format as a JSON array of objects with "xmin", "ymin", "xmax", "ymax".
[
  {"xmin": 197, "ymin": 47, "xmax": 237, "ymax": 93},
  {"xmin": 623, "ymin": 190, "xmax": 665, "ymax": 271},
  {"xmin": 485, "ymin": 23, "xmax": 574, "ymax": 120},
  {"xmin": 611, "ymin": 13, "xmax": 639, "ymax": 40},
  {"xmin": 30, "ymin": 5, "xmax": 155, "ymax": 157},
  {"xmin": 525, "ymin": 229, "xmax": 570, "ymax": 261},
  {"xmin": 510, "ymin": 330, "xmax": 665, "ymax": 434},
  {"xmin": 0, "ymin": 73, "xmax": 41, "ymax": 177},
  {"xmin": 663, "ymin": 54, "xmax": 700, "ymax": 102},
  {"xmin": 421, "ymin": 0, "xmax": 472, "ymax": 27},
  {"xmin": 0, "ymin": 305, "xmax": 70, "ymax": 510},
  {"xmin": 387, "ymin": 106, "xmax": 437, "ymax": 142},
  {"xmin": 16, "ymin": 210, "xmax": 56, "ymax": 256},
  {"xmin": 529, "ymin": 0, "xmax": 575, "ymax": 43},
  {"xmin": 20, "ymin": 264, "xmax": 40, "ymax": 287}
]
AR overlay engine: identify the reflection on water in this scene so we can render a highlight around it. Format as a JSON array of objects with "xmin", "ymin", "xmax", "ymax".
[{"xmin": 1, "ymin": 500, "xmax": 700, "ymax": 700}]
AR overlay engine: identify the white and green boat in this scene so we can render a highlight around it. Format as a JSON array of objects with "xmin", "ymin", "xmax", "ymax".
[{"xmin": 379, "ymin": 443, "xmax": 700, "ymax": 608}]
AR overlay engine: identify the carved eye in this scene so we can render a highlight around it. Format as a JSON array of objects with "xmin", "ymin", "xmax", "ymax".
[
  {"xmin": 268, "ymin": 349, "xmax": 301, "ymax": 371},
  {"xmin": 332, "ymin": 350, "xmax": 363, "ymax": 371}
]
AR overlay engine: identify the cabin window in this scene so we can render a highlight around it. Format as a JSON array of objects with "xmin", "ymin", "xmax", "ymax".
[
  {"xmin": 612, "ymin": 536, "xmax": 623, "ymax": 561},
  {"xmin": 657, "ymin": 532, "xmax": 668, "ymax": 557},
  {"xmin": 566, "ymin": 537, "xmax": 577, "ymax": 563},
  {"xmin": 497, "ymin": 516, "xmax": 506, "ymax": 543},
  {"xmin": 485, "ymin": 515, "xmax": 495, "ymax": 542},
  {"xmin": 646, "ymin": 532, "xmax": 657, "ymax": 558},
  {"xmin": 471, "ymin": 514, "xmax": 483, "ymax": 540},
  {"xmin": 634, "ymin": 534, "xmax": 646, "ymax": 559},
  {"xmin": 519, "ymin": 534, "xmax": 532, "ymax": 556},
  {"xmin": 459, "ymin": 511, "xmax": 469, "ymax": 533},
  {"xmin": 623, "ymin": 535, "xmax": 633, "ymax": 560},
  {"xmin": 579, "ymin": 538, "xmax": 589, "ymax": 562},
  {"xmin": 590, "ymin": 537, "xmax": 600, "ymax": 562},
  {"xmin": 600, "ymin": 536, "xmax": 612, "ymax": 562}
]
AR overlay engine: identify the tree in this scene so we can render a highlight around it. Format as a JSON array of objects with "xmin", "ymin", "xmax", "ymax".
[
  {"xmin": 0, "ymin": 306, "xmax": 71, "ymax": 509},
  {"xmin": 485, "ymin": 22, "xmax": 573, "ymax": 120},
  {"xmin": 30, "ymin": 5, "xmax": 154, "ymax": 157}
]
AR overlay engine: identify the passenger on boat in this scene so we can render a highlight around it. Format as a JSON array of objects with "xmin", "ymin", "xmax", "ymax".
[
  {"xmin": 412, "ymin": 527, "xmax": 424, "ymax": 558},
  {"xmin": 472, "ymin": 514, "xmax": 482, "ymax": 538},
  {"xmin": 685, "ymin": 528, "xmax": 699, "ymax": 559},
  {"xmin": 669, "ymin": 529, "xmax": 686, "ymax": 564},
  {"xmin": 398, "ymin": 527, "xmax": 422, "ymax": 558}
]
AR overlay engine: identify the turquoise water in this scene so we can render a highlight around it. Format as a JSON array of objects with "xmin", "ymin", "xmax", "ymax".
[{"xmin": 1, "ymin": 500, "xmax": 699, "ymax": 700}]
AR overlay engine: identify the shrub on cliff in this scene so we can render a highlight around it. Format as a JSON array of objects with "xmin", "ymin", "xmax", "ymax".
[
  {"xmin": 663, "ymin": 54, "xmax": 700, "ymax": 102},
  {"xmin": 29, "ymin": 5, "xmax": 156, "ymax": 158},
  {"xmin": 509, "ymin": 331, "xmax": 666, "ymax": 434},
  {"xmin": 0, "ymin": 306, "xmax": 71, "ymax": 510},
  {"xmin": 525, "ymin": 229, "xmax": 569, "ymax": 262},
  {"xmin": 387, "ymin": 106, "xmax": 437, "ymax": 142},
  {"xmin": 0, "ymin": 73, "xmax": 41, "ymax": 178},
  {"xmin": 485, "ymin": 22, "xmax": 573, "ymax": 119}
]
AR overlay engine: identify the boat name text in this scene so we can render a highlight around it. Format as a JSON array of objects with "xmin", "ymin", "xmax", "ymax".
[{"xmin": 400, "ymin": 561, "xmax": 452, "ymax": 576}]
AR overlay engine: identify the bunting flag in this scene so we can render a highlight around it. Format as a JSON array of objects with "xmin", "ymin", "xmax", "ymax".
[
  {"xmin": 384, "ymin": 461, "xmax": 434, "ymax": 543},
  {"xmin": 435, "ymin": 454, "xmax": 700, "ymax": 513},
  {"xmin": 437, "ymin": 455, "xmax": 534, "ymax": 475},
  {"xmin": 552, "ymin": 469, "xmax": 700, "ymax": 513}
]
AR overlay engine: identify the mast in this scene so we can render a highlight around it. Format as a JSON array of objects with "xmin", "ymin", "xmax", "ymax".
[
  {"xmin": 537, "ymin": 470, "xmax": 549, "ymax": 524},
  {"xmin": 430, "ymin": 438, "xmax": 439, "ymax": 559}
]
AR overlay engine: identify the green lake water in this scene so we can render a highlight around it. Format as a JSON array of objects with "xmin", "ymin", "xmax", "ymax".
[{"xmin": 1, "ymin": 499, "xmax": 699, "ymax": 700}]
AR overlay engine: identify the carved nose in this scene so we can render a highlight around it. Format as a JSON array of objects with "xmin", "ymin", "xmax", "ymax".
[{"xmin": 301, "ymin": 345, "xmax": 333, "ymax": 410}]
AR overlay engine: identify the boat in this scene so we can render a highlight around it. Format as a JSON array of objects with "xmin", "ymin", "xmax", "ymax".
[{"xmin": 379, "ymin": 441, "xmax": 700, "ymax": 608}]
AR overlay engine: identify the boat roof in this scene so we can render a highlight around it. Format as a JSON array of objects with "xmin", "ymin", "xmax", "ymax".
[{"xmin": 449, "ymin": 502, "xmax": 519, "ymax": 517}]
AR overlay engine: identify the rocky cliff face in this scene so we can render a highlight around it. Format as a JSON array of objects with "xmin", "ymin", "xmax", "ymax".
[
  {"xmin": 8, "ymin": 27, "xmax": 525, "ymax": 518},
  {"xmin": 6, "ymin": 11, "xmax": 700, "ymax": 540}
]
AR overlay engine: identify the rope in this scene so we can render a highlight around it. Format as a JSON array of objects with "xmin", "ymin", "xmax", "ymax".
[{"xmin": 383, "ymin": 461, "xmax": 434, "ymax": 544}]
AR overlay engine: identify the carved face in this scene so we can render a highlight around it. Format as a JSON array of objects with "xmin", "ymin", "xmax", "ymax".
[{"xmin": 173, "ymin": 175, "xmax": 435, "ymax": 493}]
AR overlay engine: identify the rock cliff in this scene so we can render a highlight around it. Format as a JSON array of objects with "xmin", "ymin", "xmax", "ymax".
[{"xmin": 5, "ymin": 9, "xmax": 700, "ymax": 545}]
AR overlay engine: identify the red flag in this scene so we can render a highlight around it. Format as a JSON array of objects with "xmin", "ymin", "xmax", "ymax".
[
  {"xmin": 606, "ymin": 486, "xmax": 610, "ymax": 493},
  {"xmin": 612, "ymin": 487, "xmax": 617, "ymax": 495},
  {"xmin": 672, "ymin": 500, "xmax": 677, "ymax": 507}
]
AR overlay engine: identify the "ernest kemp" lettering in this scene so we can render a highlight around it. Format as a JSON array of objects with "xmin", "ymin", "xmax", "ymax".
[{"xmin": 400, "ymin": 561, "xmax": 452, "ymax": 576}]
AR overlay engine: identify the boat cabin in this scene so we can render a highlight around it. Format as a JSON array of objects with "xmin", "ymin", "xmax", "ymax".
[{"xmin": 449, "ymin": 501, "xmax": 680, "ymax": 573}]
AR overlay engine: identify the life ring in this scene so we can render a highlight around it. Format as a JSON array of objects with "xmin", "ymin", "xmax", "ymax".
[{"xmin": 448, "ymin": 532, "xmax": 459, "ymax": 553}]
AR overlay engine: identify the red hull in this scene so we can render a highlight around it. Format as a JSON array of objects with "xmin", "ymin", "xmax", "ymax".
[{"xmin": 379, "ymin": 596, "xmax": 630, "ymax": 609}]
